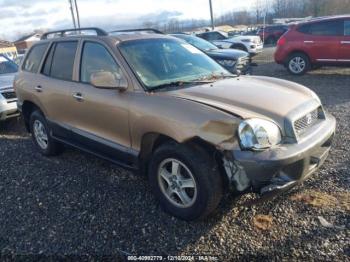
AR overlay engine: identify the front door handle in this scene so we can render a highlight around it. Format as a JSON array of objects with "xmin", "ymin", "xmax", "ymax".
[
  {"xmin": 304, "ymin": 40, "xmax": 314, "ymax": 44},
  {"xmin": 341, "ymin": 41, "xmax": 350, "ymax": 44},
  {"xmin": 73, "ymin": 93, "xmax": 84, "ymax": 102},
  {"xmin": 35, "ymin": 85, "xmax": 43, "ymax": 92}
]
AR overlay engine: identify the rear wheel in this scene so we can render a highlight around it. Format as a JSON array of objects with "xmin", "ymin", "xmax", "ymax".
[
  {"xmin": 286, "ymin": 53, "xmax": 310, "ymax": 75},
  {"xmin": 29, "ymin": 110, "xmax": 63, "ymax": 156},
  {"xmin": 148, "ymin": 143, "xmax": 223, "ymax": 220}
]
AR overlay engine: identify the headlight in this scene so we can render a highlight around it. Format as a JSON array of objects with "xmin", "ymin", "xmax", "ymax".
[
  {"xmin": 238, "ymin": 118, "xmax": 282, "ymax": 150},
  {"xmin": 217, "ymin": 59, "xmax": 236, "ymax": 67},
  {"xmin": 241, "ymin": 39, "xmax": 252, "ymax": 43}
]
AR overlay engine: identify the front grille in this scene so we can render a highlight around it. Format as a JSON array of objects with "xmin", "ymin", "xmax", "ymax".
[
  {"xmin": 1, "ymin": 91, "xmax": 16, "ymax": 100},
  {"xmin": 294, "ymin": 107, "xmax": 323, "ymax": 135}
]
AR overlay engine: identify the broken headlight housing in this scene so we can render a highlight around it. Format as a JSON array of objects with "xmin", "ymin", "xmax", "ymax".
[{"xmin": 238, "ymin": 118, "xmax": 282, "ymax": 150}]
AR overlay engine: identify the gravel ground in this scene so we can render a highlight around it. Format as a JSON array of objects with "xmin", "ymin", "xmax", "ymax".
[{"xmin": 0, "ymin": 47, "xmax": 349, "ymax": 261}]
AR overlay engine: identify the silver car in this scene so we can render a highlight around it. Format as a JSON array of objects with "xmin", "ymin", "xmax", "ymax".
[{"xmin": 0, "ymin": 55, "xmax": 19, "ymax": 121}]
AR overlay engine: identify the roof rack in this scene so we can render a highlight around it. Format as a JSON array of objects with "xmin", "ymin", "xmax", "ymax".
[
  {"xmin": 41, "ymin": 27, "xmax": 108, "ymax": 40},
  {"xmin": 109, "ymin": 28, "xmax": 164, "ymax": 35}
]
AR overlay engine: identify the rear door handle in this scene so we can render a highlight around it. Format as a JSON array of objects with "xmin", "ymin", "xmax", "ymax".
[
  {"xmin": 341, "ymin": 41, "xmax": 350, "ymax": 44},
  {"xmin": 304, "ymin": 40, "xmax": 314, "ymax": 44},
  {"xmin": 35, "ymin": 85, "xmax": 42, "ymax": 92},
  {"xmin": 73, "ymin": 93, "xmax": 84, "ymax": 102}
]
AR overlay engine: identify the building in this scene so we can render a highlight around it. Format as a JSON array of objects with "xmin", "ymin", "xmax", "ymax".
[{"xmin": 14, "ymin": 32, "xmax": 42, "ymax": 54}]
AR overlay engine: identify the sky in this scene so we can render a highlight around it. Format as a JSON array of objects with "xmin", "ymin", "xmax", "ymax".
[{"xmin": 0, "ymin": 0, "xmax": 254, "ymax": 41}]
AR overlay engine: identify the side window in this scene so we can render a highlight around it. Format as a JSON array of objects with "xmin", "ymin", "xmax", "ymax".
[
  {"xmin": 199, "ymin": 33, "xmax": 210, "ymax": 41},
  {"xmin": 50, "ymin": 41, "xmax": 78, "ymax": 81},
  {"xmin": 42, "ymin": 43, "xmax": 55, "ymax": 76},
  {"xmin": 80, "ymin": 42, "xmax": 123, "ymax": 83},
  {"xmin": 297, "ymin": 24, "xmax": 311, "ymax": 34},
  {"xmin": 22, "ymin": 43, "xmax": 48, "ymax": 73},
  {"xmin": 309, "ymin": 20, "xmax": 343, "ymax": 36},
  {"xmin": 345, "ymin": 21, "xmax": 350, "ymax": 36},
  {"xmin": 213, "ymin": 32, "xmax": 226, "ymax": 40}
]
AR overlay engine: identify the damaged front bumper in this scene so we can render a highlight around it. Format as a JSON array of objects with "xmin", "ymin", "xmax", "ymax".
[{"xmin": 226, "ymin": 114, "xmax": 336, "ymax": 196}]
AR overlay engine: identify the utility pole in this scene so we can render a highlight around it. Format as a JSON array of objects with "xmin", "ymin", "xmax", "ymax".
[
  {"xmin": 68, "ymin": 0, "xmax": 77, "ymax": 29},
  {"xmin": 209, "ymin": 0, "xmax": 215, "ymax": 30},
  {"xmin": 73, "ymin": 0, "xmax": 81, "ymax": 29}
]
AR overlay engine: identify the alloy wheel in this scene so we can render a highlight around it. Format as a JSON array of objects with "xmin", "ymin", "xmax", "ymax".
[
  {"xmin": 289, "ymin": 56, "xmax": 306, "ymax": 74},
  {"xmin": 157, "ymin": 158, "xmax": 197, "ymax": 208},
  {"xmin": 33, "ymin": 120, "xmax": 48, "ymax": 150}
]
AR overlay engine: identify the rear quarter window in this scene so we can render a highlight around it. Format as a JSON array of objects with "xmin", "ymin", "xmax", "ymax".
[
  {"xmin": 345, "ymin": 21, "xmax": 350, "ymax": 36},
  {"xmin": 22, "ymin": 43, "xmax": 48, "ymax": 73},
  {"xmin": 298, "ymin": 20, "xmax": 343, "ymax": 36}
]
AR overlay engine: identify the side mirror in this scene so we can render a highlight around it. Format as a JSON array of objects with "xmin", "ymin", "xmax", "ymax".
[{"xmin": 90, "ymin": 71, "xmax": 127, "ymax": 91}]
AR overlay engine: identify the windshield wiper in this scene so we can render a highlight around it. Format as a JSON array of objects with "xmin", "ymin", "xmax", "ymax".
[
  {"xmin": 148, "ymin": 80, "xmax": 214, "ymax": 91},
  {"xmin": 196, "ymin": 74, "xmax": 236, "ymax": 81}
]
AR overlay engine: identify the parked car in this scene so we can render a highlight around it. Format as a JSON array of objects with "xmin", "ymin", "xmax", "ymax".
[
  {"xmin": 257, "ymin": 25, "xmax": 288, "ymax": 44},
  {"xmin": 0, "ymin": 54, "xmax": 19, "ymax": 121},
  {"xmin": 171, "ymin": 33, "xmax": 251, "ymax": 75},
  {"xmin": 15, "ymin": 28, "xmax": 336, "ymax": 220},
  {"xmin": 196, "ymin": 31, "xmax": 263, "ymax": 56},
  {"xmin": 275, "ymin": 15, "xmax": 350, "ymax": 75},
  {"xmin": 14, "ymin": 54, "xmax": 25, "ymax": 66}
]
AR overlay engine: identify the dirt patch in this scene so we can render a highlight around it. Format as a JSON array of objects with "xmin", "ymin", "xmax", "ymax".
[
  {"xmin": 291, "ymin": 191, "xmax": 350, "ymax": 212},
  {"xmin": 252, "ymin": 215, "xmax": 273, "ymax": 231}
]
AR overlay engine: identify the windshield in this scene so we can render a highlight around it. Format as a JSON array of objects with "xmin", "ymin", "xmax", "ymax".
[
  {"xmin": 173, "ymin": 34, "xmax": 218, "ymax": 52},
  {"xmin": 0, "ymin": 56, "xmax": 18, "ymax": 74},
  {"xmin": 119, "ymin": 38, "xmax": 230, "ymax": 90}
]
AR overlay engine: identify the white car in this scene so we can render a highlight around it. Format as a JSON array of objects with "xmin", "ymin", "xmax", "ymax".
[
  {"xmin": 197, "ymin": 31, "xmax": 263, "ymax": 56},
  {"xmin": 0, "ymin": 55, "xmax": 19, "ymax": 121}
]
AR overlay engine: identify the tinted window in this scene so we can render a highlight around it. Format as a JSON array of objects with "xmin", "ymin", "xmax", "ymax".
[
  {"xmin": 209, "ymin": 32, "xmax": 227, "ymax": 40},
  {"xmin": 80, "ymin": 42, "xmax": 122, "ymax": 83},
  {"xmin": 298, "ymin": 20, "xmax": 343, "ymax": 36},
  {"xmin": 42, "ymin": 44, "xmax": 55, "ymax": 76},
  {"xmin": 23, "ymin": 43, "xmax": 48, "ymax": 73},
  {"xmin": 50, "ymin": 41, "xmax": 77, "ymax": 81},
  {"xmin": 345, "ymin": 21, "xmax": 350, "ymax": 36},
  {"xmin": 0, "ymin": 55, "xmax": 18, "ymax": 74},
  {"xmin": 197, "ymin": 33, "xmax": 210, "ymax": 41}
]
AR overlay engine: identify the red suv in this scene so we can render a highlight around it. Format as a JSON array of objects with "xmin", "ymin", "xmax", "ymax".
[
  {"xmin": 275, "ymin": 16, "xmax": 350, "ymax": 75},
  {"xmin": 258, "ymin": 25, "xmax": 288, "ymax": 45}
]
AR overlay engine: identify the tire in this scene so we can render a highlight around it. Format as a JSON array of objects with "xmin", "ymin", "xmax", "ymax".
[
  {"xmin": 29, "ymin": 110, "xmax": 63, "ymax": 156},
  {"xmin": 148, "ymin": 142, "xmax": 223, "ymax": 221},
  {"xmin": 286, "ymin": 52, "xmax": 310, "ymax": 75}
]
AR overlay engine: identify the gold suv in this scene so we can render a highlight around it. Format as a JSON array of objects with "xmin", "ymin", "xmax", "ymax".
[{"xmin": 15, "ymin": 28, "xmax": 336, "ymax": 220}]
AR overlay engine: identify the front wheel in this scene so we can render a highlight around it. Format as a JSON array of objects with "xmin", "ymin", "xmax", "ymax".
[
  {"xmin": 286, "ymin": 53, "xmax": 310, "ymax": 75},
  {"xmin": 148, "ymin": 143, "xmax": 223, "ymax": 220}
]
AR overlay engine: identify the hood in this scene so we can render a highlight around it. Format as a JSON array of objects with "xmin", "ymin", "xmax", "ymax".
[
  {"xmin": 164, "ymin": 76, "xmax": 320, "ymax": 128},
  {"xmin": 0, "ymin": 73, "xmax": 16, "ymax": 90},
  {"xmin": 228, "ymin": 35, "xmax": 261, "ymax": 43},
  {"xmin": 205, "ymin": 49, "xmax": 248, "ymax": 60}
]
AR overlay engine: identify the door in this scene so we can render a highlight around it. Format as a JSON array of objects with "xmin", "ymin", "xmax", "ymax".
[
  {"xmin": 70, "ymin": 40, "xmax": 132, "ymax": 159},
  {"xmin": 37, "ymin": 40, "xmax": 79, "ymax": 139},
  {"xmin": 299, "ymin": 20, "xmax": 343, "ymax": 63},
  {"xmin": 339, "ymin": 19, "xmax": 350, "ymax": 62}
]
